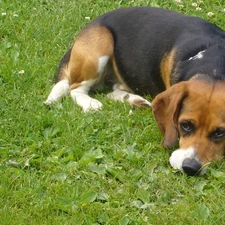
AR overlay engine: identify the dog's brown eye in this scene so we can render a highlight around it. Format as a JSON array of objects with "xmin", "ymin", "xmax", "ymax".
[
  {"xmin": 211, "ymin": 128, "xmax": 225, "ymax": 140},
  {"xmin": 180, "ymin": 121, "xmax": 195, "ymax": 134}
]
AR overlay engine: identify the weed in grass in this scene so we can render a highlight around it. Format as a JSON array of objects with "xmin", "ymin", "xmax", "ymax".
[{"xmin": 1, "ymin": 0, "xmax": 225, "ymax": 224}]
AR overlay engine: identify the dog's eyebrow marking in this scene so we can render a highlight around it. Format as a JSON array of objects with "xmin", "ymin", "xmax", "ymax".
[{"xmin": 188, "ymin": 50, "xmax": 206, "ymax": 61}]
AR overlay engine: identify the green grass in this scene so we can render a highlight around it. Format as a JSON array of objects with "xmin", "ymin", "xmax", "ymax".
[{"xmin": 1, "ymin": 0, "xmax": 225, "ymax": 224}]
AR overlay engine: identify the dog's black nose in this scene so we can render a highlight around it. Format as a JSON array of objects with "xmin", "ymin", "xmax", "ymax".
[{"xmin": 182, "ymin": 158, "xmax": 202, "ymax": 176}]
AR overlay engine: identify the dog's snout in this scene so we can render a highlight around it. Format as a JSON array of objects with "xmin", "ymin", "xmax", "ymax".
[{"xmin": 182, "ymin": 158, "xmax": 202, "ymax": 176}]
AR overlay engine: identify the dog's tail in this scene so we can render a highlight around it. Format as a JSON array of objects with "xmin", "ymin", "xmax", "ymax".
[{"xmin": 44, "ymin": 48, "xmax": 72, "ymax": 106}]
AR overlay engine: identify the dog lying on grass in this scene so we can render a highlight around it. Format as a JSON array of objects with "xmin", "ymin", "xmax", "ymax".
[{"xmin": 45, "ymin": 7, "xmax": 225, "ymax": 176}]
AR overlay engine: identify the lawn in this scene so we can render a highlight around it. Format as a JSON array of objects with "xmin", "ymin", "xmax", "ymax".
[{"xmin": 1, "ymin": 0, "xmax": 225, "ymax": 224}]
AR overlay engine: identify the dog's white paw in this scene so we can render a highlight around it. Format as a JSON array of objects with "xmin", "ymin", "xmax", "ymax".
[
  {"xmin": 83, "ymin": 99, "xmax": 103, "ymax": 112},
  {"xmin": 44, "ymin": 80, "xmax": 69, "ymax": 106},
  {"xmin": 70, "ymin": 90, "xmax": 102, "ymax": 112},
  {"xmin": 107, "ymin": 85, "xmax": 151, "ymax": 108},
  {"xmin": 126, "ymin": 94, "xmax": 152, "ymax": 108},
  {"xmin": 44, "ymin": 98, "xmax": 56, "ymax": 106}
]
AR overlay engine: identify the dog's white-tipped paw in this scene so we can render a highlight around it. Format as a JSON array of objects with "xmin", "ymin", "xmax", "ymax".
[
  {"xmin": 125, "ymin": 94, "xmax": 152, "ymax": 108},
  {"xmin": 44, "ymin": 96, "xmax": 62, "ymax": 106},
  {"xmin": 44, "ymin": 98, "xmax": 56, "ymax": 106},
  {"xmin": 107, "ymin": 86, "xmax": 152, "ymax": 109},
  {"xmin": 44, "ymin": 100, "xmax": 52, "ymax": 105},
  {"xmin": 44, "ymin": 80, "xmax": 70, "ymax": 106},
  {"xmin": 132, "ymin": 98, "xmax": 152, "ymax": 108},
  {"xmin": 83, "ymin": 99, "xmax": 103, "ymax": 112}
]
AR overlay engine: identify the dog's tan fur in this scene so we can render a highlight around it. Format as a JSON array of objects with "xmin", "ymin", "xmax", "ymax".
[
  {"xmin": 153, "ymin": 79, "xmax": 225, "ymax": 166},
  {"xmin": 68, "ymin": 26, "xmax": 114, "ymax": 90},
  {"xmin": 160, "ymin": 49, "xmax": 176, "ymax": 89}
]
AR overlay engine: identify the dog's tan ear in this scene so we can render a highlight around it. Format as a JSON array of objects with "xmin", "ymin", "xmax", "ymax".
[{"xmin": 152, "ymin": 82, "xmax": 189, "ymax": 148}]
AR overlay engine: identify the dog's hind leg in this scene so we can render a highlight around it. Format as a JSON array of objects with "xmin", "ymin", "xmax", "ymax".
[
  {"xmin": 44, "ymin": 49, "xmax": 71, "ymax": 105},
  {"xmin": 68, "ymin": 26, "xmax": 114, "ymax": 111},
  {"xmin": 45, "ymin": 25, "xmax": 113, "ymax": 111}
]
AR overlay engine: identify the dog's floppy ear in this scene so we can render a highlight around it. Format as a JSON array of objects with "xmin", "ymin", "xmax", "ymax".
[{"xmin": 152, "ymin": 82, "xmax": 189, "ymax": 148}]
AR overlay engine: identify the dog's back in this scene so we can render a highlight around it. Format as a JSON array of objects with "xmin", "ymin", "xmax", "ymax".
[{"xmin": 45, "ymin": 7, "xmax": 225, "ymax": 110}]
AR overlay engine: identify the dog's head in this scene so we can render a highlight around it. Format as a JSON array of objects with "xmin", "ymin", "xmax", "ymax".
[{"xmin": 152, "ymin": 79, "xmax": 225, "ymax": 175}]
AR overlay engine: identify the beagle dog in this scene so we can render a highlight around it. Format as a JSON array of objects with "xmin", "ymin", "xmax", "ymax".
[{"xmin": 45, "ymin": 7, "xmax": 225, "ymax": 176}]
